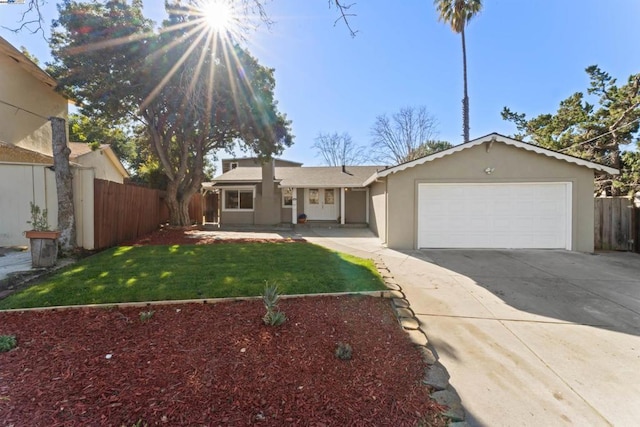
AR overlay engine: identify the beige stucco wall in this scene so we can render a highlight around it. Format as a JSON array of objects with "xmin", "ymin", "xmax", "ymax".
[
  {"xmin": 218, "ymin": 185, "xmax": 270, "ymax": 225},
  {"xmin": 75, "ymin": 150, "xmax": 125, "ymax": 184},
  {"xmin": 0, "ymin": 163, "xmax": 58, "ymax": 246},
  {"xmin": 368, "ymin": 181, "xmax": 386, "ymax": 242},
  {"xmin": 385, "ymin": 142, "xmax": 595, "ymax": 251},
  {"xmin": 0, "ymin": 54, "xmax": 67, "ymax": 155},
  {"xmin": 345, "ymin": 189, "xmax": 367, "ymax": 223}
]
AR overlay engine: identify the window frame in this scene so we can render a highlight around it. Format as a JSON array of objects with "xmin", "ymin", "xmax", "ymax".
[
  {"xmin": 222, "ymin": 186, "xmax": 255, "ymax": 212},
  {"xmin": 282, "ymin": 187, "xmax": 294, "ymax": 208}
]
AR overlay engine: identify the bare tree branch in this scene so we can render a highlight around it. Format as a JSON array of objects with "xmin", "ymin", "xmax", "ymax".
[
  {"xmin": 370, "ymin": 106, "xmax": 440, "ymax": 164},
  {"xmin": 329, "ymin": 0, "xmax": 358, "ymax": 37},
  {"xmin": 2, "ymin": 0, "xmax": 47, "ymax": 39},
  {"xmin": 312, "ymin": 132, "xmax": 367, "ymax": 166}
]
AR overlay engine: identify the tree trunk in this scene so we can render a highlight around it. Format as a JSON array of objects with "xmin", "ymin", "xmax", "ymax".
[
  {"xmin": 165, "ymin": 180, "xmax": 198, "ymax": 226},
  {"xmin": 461, "ymin": 28, "xmax": 470, "ymax": 143},
  {"xmin": 50, "ymin": 117, "xmax": 76, "ymax": 253}
]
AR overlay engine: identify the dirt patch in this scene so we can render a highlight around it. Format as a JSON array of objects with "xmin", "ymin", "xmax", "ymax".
[
  {"xmin": 122, "ymin": 227, "xmax": 303, "ymax": 246},
  {"xmin": 0, "ymin": 297, "xmax": 445, "ymax": 426}
]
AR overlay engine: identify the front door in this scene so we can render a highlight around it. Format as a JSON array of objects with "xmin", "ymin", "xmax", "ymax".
[{"xmin": 305, "ymin": 188, "xmax": 338, "ymax": 220}]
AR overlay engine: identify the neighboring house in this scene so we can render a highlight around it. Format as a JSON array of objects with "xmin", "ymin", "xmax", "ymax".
[
  {"xmin": 221, "ymin": 157, "xmax": 302, "ymax": 173},
  {"xmin": 207, "ymin": 133, "xmax": 618, "ymax": 252},
  {"xmin": 69, "ymin": 142, "xmax": 129, "ymax": 184},
  {"xmin": 0, "ymin": 36, "xmax": 128, "ymax": 249}
]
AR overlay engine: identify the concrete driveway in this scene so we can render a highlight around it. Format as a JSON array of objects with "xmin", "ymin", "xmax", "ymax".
[{"xmin": 301, "ymin": 229, "xmax": 640, "ymax": 426}]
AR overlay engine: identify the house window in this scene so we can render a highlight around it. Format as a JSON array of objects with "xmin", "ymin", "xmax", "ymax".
[
  {"xmin": 309, "ymin": 189, "xmax": 319, "ymax": 204},
  {"xmin": 282, "ymin": 188, "xmax": 294, "ymax": 207},
  {"xmin": 223, "ymin": 188, "xmax": 254, "ymax": 211},
  {"xmin": 324, "ymin": 188, "xmax": 335, "ymax": 204}
]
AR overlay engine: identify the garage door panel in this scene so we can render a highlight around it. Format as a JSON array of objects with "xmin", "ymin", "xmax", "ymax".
[{"xmin": 418, "ymin": 183, "xmax": 571, "ymax": 249}]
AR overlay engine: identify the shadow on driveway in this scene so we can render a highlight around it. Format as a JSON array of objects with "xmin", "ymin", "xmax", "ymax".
[{"xmin": 410, "ymin": 249, "xmax": 640, "ymax": 337}]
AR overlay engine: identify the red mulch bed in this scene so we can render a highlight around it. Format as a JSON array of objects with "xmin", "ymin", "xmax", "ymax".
[{"xmin": 0, "ymin": 229, "xmax": 446, "ymax": 426}]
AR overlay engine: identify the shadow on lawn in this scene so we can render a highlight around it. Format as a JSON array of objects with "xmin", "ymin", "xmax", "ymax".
[{"xmin": 0, "ymin": 242, "xmax": 385, "ymax": 309}]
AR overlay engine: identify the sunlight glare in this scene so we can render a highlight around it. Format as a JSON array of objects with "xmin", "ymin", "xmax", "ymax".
[{"xmin": 201, "ymin": 0, "xmax": 234, "ymax": 32}]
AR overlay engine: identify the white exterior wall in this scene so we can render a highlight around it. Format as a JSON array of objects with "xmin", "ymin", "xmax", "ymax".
[
  {"xmin": 0, "ymin": 54, "xmax": 67, "ymax": 155},
  {"xmin": 0, "ymin": 163, "xmax": 96, "ymax": 249},
  {"xmin": 73, "ymin": 168, "xmax": 95, "ymax": 250},
  {"xmin": 75, "ymin": 150, "xmax": 125, "ymax": 184},
  {"xmin": 0, "ymin": 163, "xmax": 58, "ymax": 246}
]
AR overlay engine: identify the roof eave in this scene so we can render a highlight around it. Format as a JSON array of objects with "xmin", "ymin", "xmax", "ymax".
[{"xmin": 375, "ymin": 133, "xmax": 620, "ymax": 178}]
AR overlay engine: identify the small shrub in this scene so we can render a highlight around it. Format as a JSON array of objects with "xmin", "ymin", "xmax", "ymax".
[
  {"xmin": 335, "ymin": 342, "xmax": 353, "ymax": 360},
  {"xmin": 264, "ymin": 310, "xmax": 286, "ymax": 326},
  {"xmin": 27, "ymin": 202, "xmax": 50, "ymax": 231},
  {"xmin": 262, "ymin": 282, "xmax": 286, "ymax": 326},
  {"xmin": 0, "ymin": 335, "xmax": 17, "ymax": 353},
  {"xmin": 139, "ymin": 310, "xmax": 155, "ymax": 322}
]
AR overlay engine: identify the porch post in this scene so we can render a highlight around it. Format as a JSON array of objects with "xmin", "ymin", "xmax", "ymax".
[
  {"xmin": 365, "ymin": 187, "xmax": 370, "ymax": 224},
  {"xmin": 340, "ymin": 187, "xmax": 345, "ymax": 225},
  {"xmin": 292, "ymin": 188, "xmax": 297, "ymax": 224}
]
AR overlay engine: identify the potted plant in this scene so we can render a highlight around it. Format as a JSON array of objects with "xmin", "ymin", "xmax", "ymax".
[
  {"xmin": 25, "ymin": 202, "xmax": 60, "ymax": 268},
  {"xmin": 297, "ymin": 213, "xmax": 307, "ymax": 224}
]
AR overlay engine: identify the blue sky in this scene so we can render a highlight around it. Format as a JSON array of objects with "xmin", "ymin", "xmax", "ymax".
[{"xmin": 1, "ymin": 0, "xmax": 639, "ymax": 167}]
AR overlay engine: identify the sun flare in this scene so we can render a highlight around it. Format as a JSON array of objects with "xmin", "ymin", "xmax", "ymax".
[{"xmin": 201, "ymin": 0, "xmax": 235, "ymax": 32}]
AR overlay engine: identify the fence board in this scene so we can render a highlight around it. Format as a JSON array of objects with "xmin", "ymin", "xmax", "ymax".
[
  {"xmin": 94, "ymin": 180, "xmax": 203, "ymax": 250},
  {"xmin": 594, "ymin": 198, "xmax": 602, "ymax": 250},
  {"xmin": 594, "ymin": 197, "xmax": 633, "ymax": 251}
]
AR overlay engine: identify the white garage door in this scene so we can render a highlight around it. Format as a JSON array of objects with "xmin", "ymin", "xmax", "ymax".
[{"xmin": 417, "ymin": 183, "xmax": 571, "ymax": 249}]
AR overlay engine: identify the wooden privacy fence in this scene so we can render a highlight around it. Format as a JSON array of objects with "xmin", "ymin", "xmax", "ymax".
[
  {"xmin": 594, "ymin": 197, "xmax": 638, "ymax": 252},
  {"xmin": 94, "ymin": 179, "xmax": 204, "ymax": 250}
]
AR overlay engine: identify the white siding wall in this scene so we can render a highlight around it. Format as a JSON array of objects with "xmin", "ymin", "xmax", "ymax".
[{"xmin": 0, "ymin": 163, "xmax": 58, "ymax": 246}]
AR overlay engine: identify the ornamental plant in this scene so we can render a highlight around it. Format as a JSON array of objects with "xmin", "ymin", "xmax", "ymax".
[
  {"xmin": 262, "ymin": 282, "xmax": 286, "ymax": 326},
  {"xmin": 27, "ymin": 202, "xmax": 51, "ymax": 231}
]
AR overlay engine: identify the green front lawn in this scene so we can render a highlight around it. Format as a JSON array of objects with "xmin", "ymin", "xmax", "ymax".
[{"xmin": 0, "ymin": 242, "xmax": 386, "ymax": 309}]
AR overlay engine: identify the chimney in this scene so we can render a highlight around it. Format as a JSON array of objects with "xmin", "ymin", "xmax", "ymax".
[{"xmin": 342, "ymin": 164, "xmax": 346, "ymax": 173}]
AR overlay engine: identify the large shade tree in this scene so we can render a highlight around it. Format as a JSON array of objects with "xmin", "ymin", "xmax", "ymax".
[
  {"xmin": 50, "ymin": 0, "xmax": 292, "ymax": 225},
  {"xmin": 434, "ymin": 0, "xmax": 482, "ymax": 143},
  {"xmin": 502, "ymin": 66, "xmax": 640, "ymax": 196}
]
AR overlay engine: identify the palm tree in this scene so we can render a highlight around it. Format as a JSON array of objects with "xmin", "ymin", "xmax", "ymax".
[{"xmin": 435, "ymin": 0, "xmax": 482, "ymax": 143}]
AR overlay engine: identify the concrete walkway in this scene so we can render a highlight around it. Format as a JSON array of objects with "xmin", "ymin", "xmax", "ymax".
[
  {"xmin": 300, "ymin": 228, "xmax": 640, "ymax": 427},
  {"xmin": 0, "ymin": 248, "xmax": 31, "ymax": 282}
]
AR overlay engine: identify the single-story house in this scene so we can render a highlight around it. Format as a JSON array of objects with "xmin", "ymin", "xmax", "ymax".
[
  {"xmin": 205, "ymin": 133, "xmax": 618, "ymax": 252},
  {"xmin": 68, "ymin": 142, "xmax": 129, "ymax": 184}
]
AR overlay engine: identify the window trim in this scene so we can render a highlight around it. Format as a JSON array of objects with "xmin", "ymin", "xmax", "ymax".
[
  {"xmin": 222, "ymin": 186, "xmax": 255, "ymax": 212},
  {"xmin": 282, "ymin": 187, "xmax": 294, "ymax": 208}
]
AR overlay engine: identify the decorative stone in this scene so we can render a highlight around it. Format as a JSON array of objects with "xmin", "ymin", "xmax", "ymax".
[
  {"xmin": 385, "ymin": 281, "xmax": 402, "ymax": 291},
  {"xmin": 423, "ymin": 362, "xmax": 450, "ymax": 391},
  {"xmin": 404, "ymin": 329, "xmax": 428, "ymax": 347},
  {"xmin": 386, "ymin": 290, "xmax": 405, "ymax": 299},
  {"xmin": 392, "ymin": 298, "xmax": 411, "ymax": 308},
  {"xmin": 448, "ymin": 422, "xmax": 470, "ymax": 427},
  {"xmin": 394, "ymin": 307, "xmax": 415, "ymax": 319},
  {"xmin": 419, "ymin": 347, "xmax": 438, "ymax": 365},
  {"xmin": 431, "ymin": 388, "xmax": 465, "ymax": 422},
  {"xmin": 400, "ymin": 317, "xmax": 420, "ymax": 330}
]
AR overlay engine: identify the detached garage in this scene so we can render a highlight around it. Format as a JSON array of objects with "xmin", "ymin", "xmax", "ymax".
[{"xmin": 366, "ymin": 133, "xmax": 618, "ymax": 252}]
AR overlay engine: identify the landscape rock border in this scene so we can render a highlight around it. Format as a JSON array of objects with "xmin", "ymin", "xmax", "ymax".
[{"xmin": 374, "ymin": 256, "xmax": 468, "ymax": 426}]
